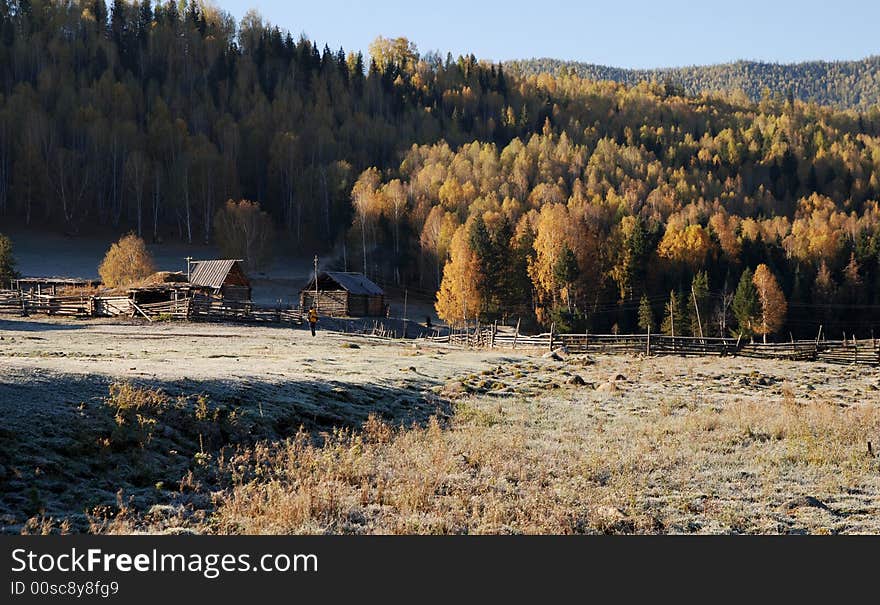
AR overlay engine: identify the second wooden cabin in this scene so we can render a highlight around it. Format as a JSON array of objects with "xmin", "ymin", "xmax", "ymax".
[
  {"xmin": 300, "ymin": 271, "xmax": 385, "ymax": 317},
  {"xmin": 189, "ymin": 259, "xmax": 252, "ymax": 301}
]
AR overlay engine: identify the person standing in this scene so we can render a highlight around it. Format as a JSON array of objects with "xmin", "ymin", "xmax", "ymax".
[{"xmin": 308, "ymin": 306, "xmax": 318, "ymax": 336}]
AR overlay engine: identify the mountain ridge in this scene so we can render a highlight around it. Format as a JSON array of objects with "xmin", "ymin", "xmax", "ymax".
[{"xmin": 505, "ymin": 56, "xmax": 880, "ymax": 110}]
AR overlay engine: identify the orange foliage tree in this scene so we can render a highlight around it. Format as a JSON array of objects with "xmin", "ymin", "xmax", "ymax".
[
  {"xmin": 98, "ymin": 233, "xmax": 156, "ymax": 288},
  {"xmin": 752, "ymin": 264, "xmax": 787, "ymax": 343}
]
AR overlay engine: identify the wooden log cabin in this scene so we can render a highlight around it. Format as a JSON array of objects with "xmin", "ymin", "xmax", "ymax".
[
  {"xmin": 300, "ymin": 272, "xmax": 385, "ymax": 317},
  {"xmin": 189, "ymin": 259, "xmax": 252, "ymax": 301}
]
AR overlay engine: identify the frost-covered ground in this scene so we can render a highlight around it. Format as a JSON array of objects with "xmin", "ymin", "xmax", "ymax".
[{"xmin": 1, "ymin": 315, "xmax": 878, "ymax": 534}]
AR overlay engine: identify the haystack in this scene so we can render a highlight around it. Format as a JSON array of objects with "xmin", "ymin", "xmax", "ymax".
[{"xmin": 130, "ymin": 271, "xmax": 188, "ymax": 289}]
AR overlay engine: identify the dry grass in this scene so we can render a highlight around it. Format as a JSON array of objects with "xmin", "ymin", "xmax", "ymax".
[
  {"xmin": 3, "ymin": 316, "xmax": 879, "ymax": 534},
  {"xmin": 203, "ymin": 386, "xmax": 880, "ymax": 535}
]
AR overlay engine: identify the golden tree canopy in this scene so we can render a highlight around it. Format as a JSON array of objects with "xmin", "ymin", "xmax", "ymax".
[
  {"xmin": 435, "ymin": 224, "xmax": 482, "ymax": 325},
  {"xmin": 752, "ymin": 263, "xmax": 787, "ymax": 338},
  {"xmin": 528, "ymin": 203, "xmax": 578, "ymax": 313},
  {"xmin": 657, "ymin": 220, "xmax": 712, "ymax": 267},
  {"xmin": 98, "ymin": 233, "xmax": 156, "ymax": 289}
]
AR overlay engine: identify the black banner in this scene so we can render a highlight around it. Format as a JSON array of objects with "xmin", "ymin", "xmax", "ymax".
[{"xmin": 1, "ymin": 535, "xmax": 877, "ymax": 603}]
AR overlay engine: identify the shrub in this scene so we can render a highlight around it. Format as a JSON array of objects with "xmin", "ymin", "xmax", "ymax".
[{"xmin": 98, "ymin": 233, "xmax": 156, "ymax": 289}]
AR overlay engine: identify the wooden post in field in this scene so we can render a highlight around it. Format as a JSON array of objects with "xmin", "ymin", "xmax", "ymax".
[
  {"xmin": 491, "ymin": 320, "xmax": 497, "ymax": 349},
  {"xmin": 313, "ymin": 254, "xmax": 319, "ymax": 310},
  {"xmin": 402, "ymin": 289, "xmax": 408, "ymax": 339},
  {"xmin": 734, "ymin": 332, "xmax": 743, "ymax": 357},
  {"xmin": 513, "ymin": 318, "xmax": 520, "ymax": 350},
  {"xmin": 646, "ymin": 325, "xmax": 651, "ymax": 356},
  {"xmin": 549, "ymin": 322, "xmax": 555, "ymax": 351}
]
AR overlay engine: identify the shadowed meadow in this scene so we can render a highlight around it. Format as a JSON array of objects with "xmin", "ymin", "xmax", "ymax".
[{"xmin": 1, "ymin": 317, "xmax": 879, "ymax": 535}]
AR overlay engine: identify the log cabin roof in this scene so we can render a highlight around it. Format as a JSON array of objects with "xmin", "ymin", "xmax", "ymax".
[
  {"xmin": 189, "ymin": 260, "xmax": 248, "ymax": 290},
  {"xmin": 303, "ymin": 272, "xmax": 384, "ymax": 296}
]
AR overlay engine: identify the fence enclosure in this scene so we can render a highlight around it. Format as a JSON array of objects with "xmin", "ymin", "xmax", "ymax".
[
  {"xmin": 0, "ymin": 289, "xmax": 303, "ymax": 325},
  {"xmin": 427, "ymin": 322, "xmax": 880, "ymax": 366},
  {"xmin": 4, "ymin": 286, "xmax": 879, "ymax": 366}
]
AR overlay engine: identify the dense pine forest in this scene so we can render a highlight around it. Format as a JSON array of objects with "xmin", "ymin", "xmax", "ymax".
[
  {"xmin": 3, "ymin": 1, "xmax": 880, "ymax": 338},
  {"xmin": 507, "ymin": 56, "xmax": 880, "ymax": 111}
]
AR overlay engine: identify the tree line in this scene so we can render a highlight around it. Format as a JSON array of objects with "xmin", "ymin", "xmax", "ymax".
[
  {"xmin": 3, "ymin": 2, "xmax": 880, "ymax": 338},
  {"xmin": 507, "ymin": 56, "xmax": 880, "ymax": 111},
  {"xmin": 348, "ymin": 71, "xmax": 880, "ymax": 339},
  {"xmin": 0, "ymin": 0, "xmax": 528, "ymax": 247}
]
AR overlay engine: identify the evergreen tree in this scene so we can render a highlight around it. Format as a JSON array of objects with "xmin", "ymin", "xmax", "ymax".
[
  {"xmin": 661, "ymin": 290, "xmax": 687, "ymax": 337},
  {"xmin": 553, "ymin": 244, "xmax": 579, "ymax": 313},
  {"xmin": 813, "ymin": 261, "xmax": 837, "ymax": 331},
  {"xmin": 468, "ymin": 215, "xmax": 495, "ymax": 315},
  {"xmin": 637, "ymin": 294, "xmax": 655, "ymax": 333},
  {"xmin": 732, "ymin": 268, "xmax": 759, "ymax": 337},
  {"xmin": 0, "ymin": 232, "xmax": 18, "ymax": 287},
  {"xmin": 92, "ymin": 0, "xmax": 108, "ymax": 29},
  {"xmin": 689, "ymin": 271, "xmax": 710, "ymax": 337}
]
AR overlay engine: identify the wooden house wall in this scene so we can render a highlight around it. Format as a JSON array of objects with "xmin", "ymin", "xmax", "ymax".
[
  {"xmin": 301, "ymin": 290, "xmax": 348, "ymax": 316},
  {"xmin": 300, "ymin": 291, "xmax": 385, "ymax": 317},
  {"xmin": 367, "ymin": 295, "xmax": 385, "ymax": 316},
  {"xmin": 225, "ymin": 265, "xmax": 251, "ymax": 287},
  {"xmin": 221, "ymin": 285, "xmax": 251, "ymax": 301}
]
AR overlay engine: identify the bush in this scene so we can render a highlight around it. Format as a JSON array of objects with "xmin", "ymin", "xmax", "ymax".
[
  {"xmin": 99, "ymin": 233, "xmax": 156, "ymax": 289},
  {"xmin": 213, "ymin": 200, "xmax": 275, "ymax": 271},
  {"xmin": 0, "ymin": 232, "xmax": 18, "ymax": 287}
]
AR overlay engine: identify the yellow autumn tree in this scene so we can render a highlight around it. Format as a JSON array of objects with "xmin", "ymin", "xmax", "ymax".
[
  {"xmin": 657, "ymin": 218, "xmax": 713, "ymax": 267},
  {"xmin": 98, "ymin": 233, "xmax": 156, "ymax": 288},
  {"xmin": 435, "ymin": 225, "xmax": 482, "ymax": 325},
  {"xmin": 419, "ymin": 206, "xmax": 460, "ymax": 286},
  {"xmin": 528, "ymin": 204, "xmax": 573, "ymax": 314},
  {"xmin": 351, "ymin": 168, "xmax": 384, "ymax": 275},
  {"xmin": 752, "ymin": 263, "xmax": 787, "ymax": 343},
  {"xmin": 782, "ymin": 193, "xmax": 846, "ymax": 263}
]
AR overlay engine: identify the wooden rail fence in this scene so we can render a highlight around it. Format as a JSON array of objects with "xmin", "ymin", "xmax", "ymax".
[
  {"xmin": 426, "ymin": 323, "xmax": 880, "ymax": 366},
  {"xmin": 0, "ymin": 289, "xmax": 303, "ymax": 325}
]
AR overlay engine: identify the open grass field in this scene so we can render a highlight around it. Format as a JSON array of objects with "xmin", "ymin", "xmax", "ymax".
[{"xmin": 1, "ymin": 316, "xmax": 879, "ymax": 534}]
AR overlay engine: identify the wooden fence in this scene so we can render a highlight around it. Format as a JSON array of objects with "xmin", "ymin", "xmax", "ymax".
[
  {"xmin": 426, "ymin": 323, "xmax": 880, "ymax": 366},
  {"xmin": 0, "ymin": 289, "xmax": 303, "ymax": 325}
]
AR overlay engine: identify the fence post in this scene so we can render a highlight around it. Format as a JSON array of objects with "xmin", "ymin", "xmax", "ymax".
[
  {"xmin": 646, "ymin": 325, "xmax": 651, "ymax": 356},
  {"xmin": 513, "ymin": 318, "xmax": 520, "ymax": 350},
  {"xmin": 491, "ymin": 320, "xmax": 497, "ymax": 349},
  {"xmin": 549, "ymin": 322, "xmax": 555, "ymax": 351}
]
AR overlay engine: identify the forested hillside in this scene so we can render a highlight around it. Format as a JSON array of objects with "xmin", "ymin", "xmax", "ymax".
[
  {"xmin": 0, "ymin": 0, "xmax": 523, "ymax": 244},
  {"xmin": 506, "ymin": 57, "xmax": 880, "ymax": 111},
  {"xmin": 4, "ymin": 1, "xmax": 880, "ymax": 338}
]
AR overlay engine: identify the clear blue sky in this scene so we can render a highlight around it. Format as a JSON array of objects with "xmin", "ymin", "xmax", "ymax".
[{"xmin": 219, "ymin": 0, "xmax": 880, "ymax": 69}]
